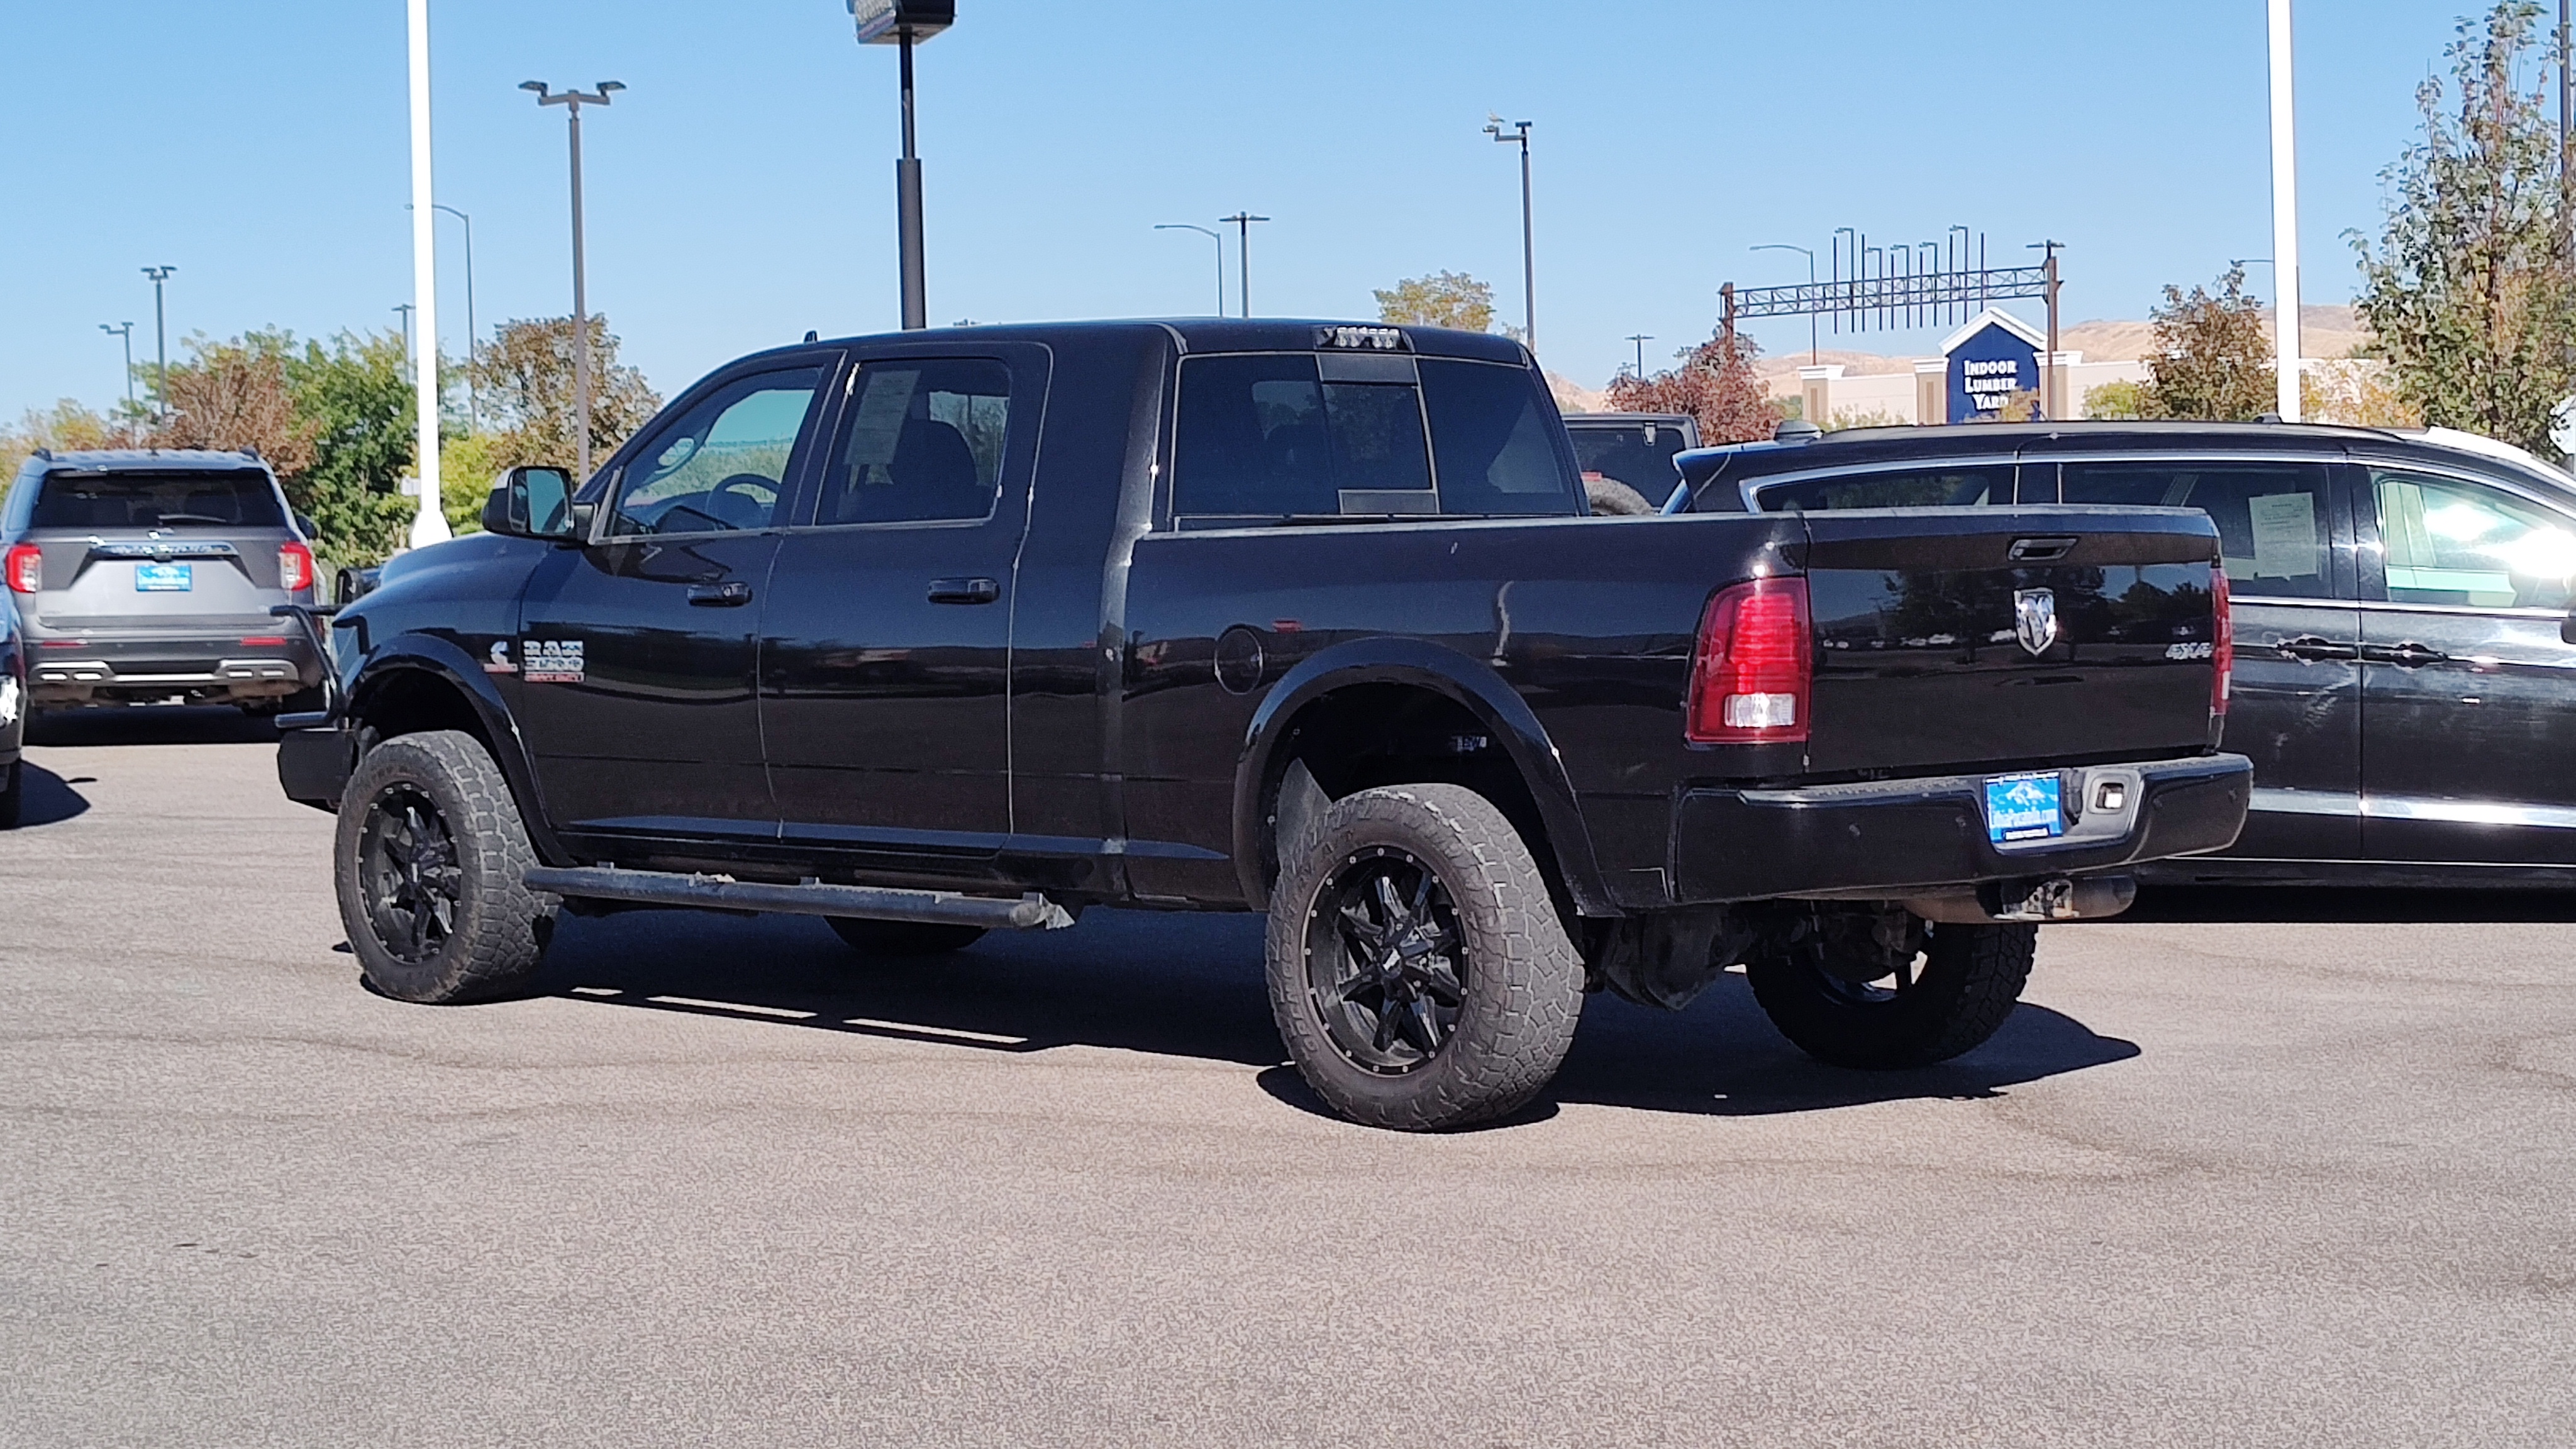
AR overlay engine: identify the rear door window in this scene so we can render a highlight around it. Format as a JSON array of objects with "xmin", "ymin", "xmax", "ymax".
[
  {"xmin": 1755, "ymin": 466, "xmax": 2008, "ymax": 512},
  {"xmin": 31, "ymin": 470, "xmax": 284, "ymax": 530},
  {"xmin": 2060, "ymin": 460, "xmax": 2334, "ymax": 599}
]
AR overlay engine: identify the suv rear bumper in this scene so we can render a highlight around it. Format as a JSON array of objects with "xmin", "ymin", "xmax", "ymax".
[
  {"xmin": 26, "ymin": 633, "xmax": 321, "ymax": 704},
  {"xmin": 1669, "ymin": 752, "xmax": 2252, "ymax": 903}
]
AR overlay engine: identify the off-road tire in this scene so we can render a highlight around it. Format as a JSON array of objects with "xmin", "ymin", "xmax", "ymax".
[
  {"xmin": 827, "ymin": 918, "xmax": 987, "ymax": 957},
  {"xmin": 1585, "ymin": 477, "xmax": 1657, "ymax": 516},
  {"xmin": 0, "ymin": 760, "xmax": 21, "ymax": 829},
  {"xmin": 334, "ymin": 729, "xmax": 554, "ymax": 1004},
  {"xmin": 1265, "ymin": 783, "xmax": 1584, "ymax": 1131},
  {"xmin": 1745, "ymin": 919, "xmax": 2037, "ymax": 1069}
]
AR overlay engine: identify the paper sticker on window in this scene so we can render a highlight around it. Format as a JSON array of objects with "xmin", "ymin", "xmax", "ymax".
[
  {"xmin": 843, "ymin": 369, "xmax": 922, "ymax": 490},
  {"xmin": 2246, "ymin": 491, "xmax": 2319, "ymax": 578}
]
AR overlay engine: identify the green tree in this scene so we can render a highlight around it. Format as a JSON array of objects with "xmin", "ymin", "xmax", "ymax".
[
  {"xmin": 2355, "ymin": 1, "xmax": 2575, "ymax": 453},
  {"xmin": 2084, "ymin": 380, "xmax": 2146, "ymax": 419},
  {"xmin": 0, "ymin": 400, "xmax": 145, "ymax": 480},
  {"xmin": 467, "ymin": 315, "xmax": 661, "ymax": 474},
  {"xmin": 2138, "ymin": 265, "xmax": 2277, "ymax": 421},
  {"xmin": 1372, "ymin": 271, "xmax": 1496, "ymax": 331},
  {"xmin": 285, "ymin": 331, "xmax": 419, "ymax": 560}
]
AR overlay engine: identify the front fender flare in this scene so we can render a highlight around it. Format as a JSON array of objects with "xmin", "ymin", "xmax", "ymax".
[
  {"xmin": 1229, "ymin": 635, "xmax": 1611, "ymax": 916},
  {"xmin": 349, "ymin": 633, "xmax": 570, "ymax": 867}
]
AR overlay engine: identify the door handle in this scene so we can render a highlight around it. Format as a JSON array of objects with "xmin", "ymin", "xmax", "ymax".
[
  {"xmin": 2273, "ymin": 634, "xmax": 2360, "ymax": 661},
  {"xmin": 2362, "ymin": 640, "xmax": 2449, "ymax": 667},
  {"xmin": 927, "ymin": 576, "xmax": 1001, "ymax": 605},
  {"xmin": 686, "ymin": 580, "xmax": 753, "ymax": 607}
]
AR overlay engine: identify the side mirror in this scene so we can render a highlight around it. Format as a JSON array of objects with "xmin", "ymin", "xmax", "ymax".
[
  {"xmin": 482, "ymin": 466, "xmax": 580, "ymax": 541},
  {"xmin": 294, "ymin": 513, "xmax": 319, "ymax": 540},
  {"xmin": 2563, "ymin": 609, "xmax": 2575, "ymax": 646}
]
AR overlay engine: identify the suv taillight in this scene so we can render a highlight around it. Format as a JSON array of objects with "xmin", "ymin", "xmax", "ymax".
[
  {"xmin": 279, "ymin": 541, "xmax": 315, "ymax": 594},
  {"xmin": 2211, "ymin": 564, "xmax": 2233, "ymax": 718},
  {"xmin": 1686, "ymin": 575, "xmax": 1812, "ymax": 743},
  {"xmin": 4, "ymin": 544, "xmax": 38, "ymax": 594}
]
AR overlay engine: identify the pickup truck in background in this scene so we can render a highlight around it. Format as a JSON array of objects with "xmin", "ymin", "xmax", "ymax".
[{"xmin": 275, "ymin": 319, "xmax": 2250, "ymax": 1131}]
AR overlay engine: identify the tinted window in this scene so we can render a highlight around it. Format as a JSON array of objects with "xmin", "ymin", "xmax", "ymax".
[
  {"xmin": 1757, "ymin": 467, "xmax": 2007, "ymax": 512},
  {"xmin": 2373, "ymin": 469, "xmax": 2576, "ymax": 609},
  {"xmin": 815, "ymin": 358, "xmax": 1013, "ymax": 525},
  {"xmin": 610, "ymin": 367, "xmax": 822, "ymax": 536},
  {"xmin": 1418, "ymin": 358, "xmax": 1578, "ymax": 516},
  {"xmin": 1568, "ymin": 421, "xmax": 1689, "ymax": 497},
  {"xmin": 2061, "ymin": 461, "xmax": 2333, "ymax": 599},
  {"xmin": 1172, "ymin": 354, "xmax": 1435, "ymax": 520},
  {"xmin": 30, "ymin": 470, "xmax": 284, "ymax": 530}
]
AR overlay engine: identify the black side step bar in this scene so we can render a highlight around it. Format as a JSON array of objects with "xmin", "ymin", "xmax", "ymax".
[{"xmin": 523, "ymin": 866, "xmax": 1076, "ymax": 931}]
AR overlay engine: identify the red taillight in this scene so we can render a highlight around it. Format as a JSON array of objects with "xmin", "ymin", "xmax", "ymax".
[
  {"xmin": 1686, "ymin": 575, "xmax": 1812, "ymax": 744},
  {"xmin": 2211, "ymin": 564, "xmax": 2233, "ymax": 718},
  {"xmin": 4, "ymin": 544, "xmax": 39, "ymax": 594},
  {"xmin": 278, "ymin": 541, "xmax": 315, "ymax": 594}
]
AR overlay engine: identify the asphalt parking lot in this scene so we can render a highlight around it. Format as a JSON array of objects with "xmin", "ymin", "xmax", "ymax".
[{"xmin": 4, "ymin": 711, "xmax": 2573, "ymax": 1447}]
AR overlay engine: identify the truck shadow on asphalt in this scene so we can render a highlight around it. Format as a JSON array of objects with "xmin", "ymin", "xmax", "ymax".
[
  {"xmin": 530, "ymin": 906, "xmax": 2139, "ymax": 1125},
  {"xmin": 27, "ymin": 705, "xmax": 279, "ymax": 748}
]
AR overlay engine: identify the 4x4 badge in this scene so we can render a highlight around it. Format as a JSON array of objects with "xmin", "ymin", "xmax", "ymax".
[{"xmin": 2014, "ymin": 587, "xmax": 2058, "ymax": 657}]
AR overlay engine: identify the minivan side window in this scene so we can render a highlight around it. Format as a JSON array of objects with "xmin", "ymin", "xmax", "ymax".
[
  {"xmin": 1171, "ymin": 353, "xmax": 1435, "ymax": 521},
  {"xmin": 608, "ymin": 367, "xmax": 823, "ymax": 537},
  {"xmin": 2372, "ymin": 469, "xmax": 2576, "ymax": 610},
  {"xmin": 813, "ymin": 358, "xmax": 1013, "ymax": 526},
  {"xmin": 1757, "ymin": 467, "xmax": 2006, "ymax": 512},
  {"xmin": 2060, "ymin": 460, "xmax": 2334, "ymax": 599}
]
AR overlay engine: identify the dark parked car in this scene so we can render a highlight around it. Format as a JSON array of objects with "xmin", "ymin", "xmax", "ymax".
[
  {"xmin": 1, "ymin": 591, "xmax": 23, "ymax": 826},
  {"xmin": 1563, "ymin": 411, "xmax": 1698, "ymax": 515},
  {"xmin": 275, "ymin": 320, "xmax": 2248, "ymax": 1130},
  {"xmin": 1679, "ymin": 419, "xmax": 2576, "ymax": 886},
  {"xmin": 3, "ymin": 449, "xmax": 325, "ymax": 714}
]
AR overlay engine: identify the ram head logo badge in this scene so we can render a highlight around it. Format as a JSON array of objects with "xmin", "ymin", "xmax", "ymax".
[{"xmin": 2014, "ymin": 587, "xmax": 2059, "ymax": 657}]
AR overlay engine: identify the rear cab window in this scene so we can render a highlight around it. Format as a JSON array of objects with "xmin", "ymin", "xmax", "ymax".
[
  {"xmin": 1170, "ymin": 348, "xmax": 1577, "ymax": 526},
  {"xmin": 30, "ymin": 470, "xmax": 284, "ymax": 530}
]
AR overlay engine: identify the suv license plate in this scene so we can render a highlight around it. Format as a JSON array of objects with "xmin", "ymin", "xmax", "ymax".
[
  {"xmin": 1985, "ymin": 772, "xmax": 2063, "ymax": 843},
  {"xmin": 135, "ymin": 562, "xmax": 192, "ymax": 591}
]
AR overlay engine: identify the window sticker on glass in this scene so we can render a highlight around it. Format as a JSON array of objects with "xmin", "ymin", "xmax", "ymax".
[
  {"xmin": 2245, "ymin": 491, "xmax": 2319, "ymax": 578},
  {"xmin": 843, "ymin": 368, "xmax": 923, "ymax": 489}
]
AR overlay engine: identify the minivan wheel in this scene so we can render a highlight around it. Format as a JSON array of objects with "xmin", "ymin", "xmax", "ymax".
[
  {"xmin": 1744, "ymin": 917, "xmax": 2036, "ymax": 1069},
  {"xmin": 1265, "ymin": 783, "xmax": 1584, "ymax": 1131},
  {"xmin": 827, "ymin": 918, "xmax": 987, "ymax": 957},
  {"xmin": 334, "ymin": 729, "xmax": 555, "ymax": 1004}
]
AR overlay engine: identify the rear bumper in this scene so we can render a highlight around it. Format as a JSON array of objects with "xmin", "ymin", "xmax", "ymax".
[
  {"xmin": 26, "ymin": 632, "xmax": 320, "ymax": 702},
  {"xmin": 1669, "ymin": 752, "xmax": 2252, "ymax": 902}
]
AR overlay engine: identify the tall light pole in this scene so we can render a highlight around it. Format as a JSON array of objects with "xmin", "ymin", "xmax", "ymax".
[
  {"xmin": 1625, "ymin": 333, "xmax": 1653, "ymax": 379},
  {"xmin": 1753, "ymin": 243, "xmax": 1817, "ymax": 364},
  {"xmin": 402, "ymin": 0, "xmax": 449, "ymax": 547},
  {"xmin": 140, "ymin": 265, "xmax": 175, "ymax": 423},
  {"xmin": 1155, "ymin": 223, "xmax": 1226, "ymax": 315},
  {"xmin": 522, "ymin": 79, "xmax": 623, "ymax": 482},
  {"xmin": 1485, "ymin": 116, "xmax": 1534, "ymax": 352},
  {"xmin": 433, "ymin": 203, "xmax": 477, "ymax": 430},
  {"xmin": 100, "ymin": 323, "xmax": 136, "ymax": 415},
  {"xmin": 394, "ymin": 303, "xmax": 416, "ymax": 362},
  {"xmin": 2027, "ymin": 240, "xmax": 2065, "ymax": 419},
  {"xmin": 2267, "ymin": 0, "xmax": 2304, "ymax": 421},
  {"xmin": 851, "ymin": 1, "xmax": 955, "ymax": 330},
  {"xmin": 1220, "ymin": 213, "xmax": 1269, "ymax": 317}
]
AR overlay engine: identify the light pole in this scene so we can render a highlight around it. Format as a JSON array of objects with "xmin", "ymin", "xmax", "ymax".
[
  {"xmin": 1625, "ymin": 333, "xmax": 1653, "ymax": 379},
  {"xmin": 100, "ymin": 323, "xmax": 136, "ymax": 415},
  {"xmin": 1219, "ymin": 213, "xmax": 1269, "ymax": 317},
  {"xmin": 2267, "ymin": 0, "xmax": 2303, "ymax": 421},
  {"xmin": 140, "ymin": 265, "xmax": 175, "ymax": 422},
  {"xmin": 2027, "ymin": 240, "xmax": 2065, "ymax": 419},
  {"xmin": 433, "ymin": 203, "xmax": 477, "ymax": 430},
  {"xmin": 394, "ymin": 303, "xmax": 416, "ymax": 362},
  {"xmin": 1753, "ymin": 243, "xmax": 1817, "ymax": 364},
  {"xmin": 523, "ymin": 79, "xmax": 623, "ymax": 482},
  {"xmin": 404, "ymin": 0, "xmax": 449, "ymax": 547},
  {"xmin": 1485, "ymin": 116, "xmax": 1534, "ymax": 352},
  {"xmin": 850, "ymin": 1, "xmax": 955, "ymax": 330},
  {"xmin": 1155, "ymin": 223, "xmax": 1226, "ymax": 315}
]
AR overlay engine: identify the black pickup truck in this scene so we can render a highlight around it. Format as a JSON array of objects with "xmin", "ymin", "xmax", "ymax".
[{"xmin": 275, "ymin": 319, "xmax": 2250, "ymax": 1130}]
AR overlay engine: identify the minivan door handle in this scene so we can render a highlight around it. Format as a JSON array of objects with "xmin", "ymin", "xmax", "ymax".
[
  {"xmin": 2362, "ymin": 640, "xmax": 2449, "ymax": 667},
  {"xmin": 686, "ymin": 580, "xmax": 753, "ymax": 607},
  {"xmin": 928, "ymin": 576, "xmax": 1001, "ymax": 605},
  {"xmin": 2274, "ymin": 634, "xmax": 2360, "ymax": 662}
]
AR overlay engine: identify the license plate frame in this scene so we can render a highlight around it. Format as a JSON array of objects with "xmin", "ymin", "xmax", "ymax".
[
  {"xmin": 135, "ymin": 562, "xmax": 193, "ymax": 592},
  {"xmin": 1984, "ymin": 771, "xmax": 2064, "ymax": 843}
]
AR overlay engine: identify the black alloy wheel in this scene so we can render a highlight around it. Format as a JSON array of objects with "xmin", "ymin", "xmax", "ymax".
[
  {"xmin": 359, "ymin": 784, "xmax": 462, "ymax": 964},
  {"xmin": 1305, "ymin": 845, "xmax": 1468, "ymax": 1075}
]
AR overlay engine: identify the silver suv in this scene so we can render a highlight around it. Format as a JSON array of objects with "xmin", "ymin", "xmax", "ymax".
[{"xmin": 3, "ymin": 449, "xmax": 323, "ymax": 714}]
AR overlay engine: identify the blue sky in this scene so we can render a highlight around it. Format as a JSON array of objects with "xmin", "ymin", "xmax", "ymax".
[{"xmin": 1, "ymin": 1, "xmax": 2473, "ymax": 420}]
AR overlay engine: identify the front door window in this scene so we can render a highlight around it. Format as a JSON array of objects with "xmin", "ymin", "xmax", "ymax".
[{"xmin": 609, "ymin": 369, "xmax": 823, "ymax": 536}]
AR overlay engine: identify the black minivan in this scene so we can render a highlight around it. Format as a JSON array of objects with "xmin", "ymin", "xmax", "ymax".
[{"xmin": 1677, "ymin": 419, "xmax": 2576, "ymax": 887}]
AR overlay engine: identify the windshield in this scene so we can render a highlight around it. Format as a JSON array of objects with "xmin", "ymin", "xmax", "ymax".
[{"xmin": 30, "ymin": 470, "xmax": 284, "ymax": 530}]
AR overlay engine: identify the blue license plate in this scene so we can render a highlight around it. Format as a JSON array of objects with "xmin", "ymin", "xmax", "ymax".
[
  {"xmin": 1985, "ymin": 772, "xmax": 2063, "ymax": 843},
  {"xmin": 135, "ymin": 562, "xmax": 192, "ymax": 592}
]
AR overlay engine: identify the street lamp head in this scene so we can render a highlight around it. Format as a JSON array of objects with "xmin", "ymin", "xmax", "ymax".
[
  {"xmin": 519, "ymin": 80, "xmax": 548, "ymax": 96},
  {"xmin": 597, "ymin": 80, "xmax": 625, "ymax": 96}
]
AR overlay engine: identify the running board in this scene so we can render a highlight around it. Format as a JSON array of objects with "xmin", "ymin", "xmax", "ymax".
[{"xmin": 523, "ymin": 866, "xmax": 1077, "ymax": 930}]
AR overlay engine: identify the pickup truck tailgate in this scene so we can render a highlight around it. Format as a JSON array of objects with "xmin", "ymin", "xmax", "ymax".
[{"xmin": 1801, "ymin": 506, "xmax": 2221, "ymax": 775}]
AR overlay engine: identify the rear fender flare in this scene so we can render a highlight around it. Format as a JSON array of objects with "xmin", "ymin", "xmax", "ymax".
[
  {"xmin": 349, "ymin": 633, "xmax": 569, "ymax": 866},
  {"xmin": 1230, "ymin": 636, "xmax": 1610, "ymax": 915}
]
